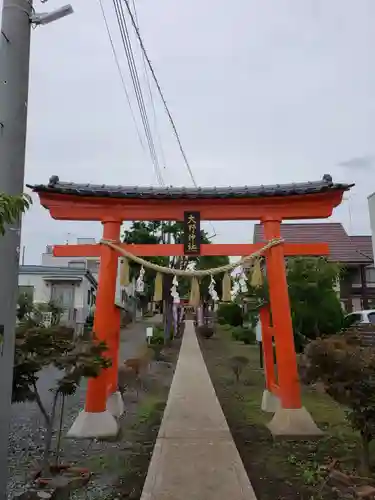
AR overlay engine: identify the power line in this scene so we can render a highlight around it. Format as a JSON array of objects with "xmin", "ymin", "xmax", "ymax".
[
  {"xmin": 131, "ymin": 0, "xmax": 167, "ymax": 172},
  {"xmin": 112, "ymin": 0, "xmax": 164, "ymax": 185},
  {"xmin": 97, "ymin": 0, "xmax": 146, "ymax": 153},
  {"xmin": 114, "ymin": 0, "xmax": 164, "ymax": 185},
  {"xmin": 123, "ymin": 0, "xmax": 217, "ymax": 238},
  {"xmin": 122, "ymin": 0, "xmax": 197, "ymax": 188}
]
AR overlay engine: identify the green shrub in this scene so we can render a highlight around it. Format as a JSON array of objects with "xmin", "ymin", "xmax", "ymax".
[
  {"xmin": 150, "ymin": 327, "xmax": 165, "ymax": 345},
  {"xmin": 219, "ymin": 323, "xmax": 232, "ymax": 331},
  {"xmin": 196, "ymin": 324, "xmax": 215, "ymax": 339},
  {"xmin": 217, "ymin": 303, "xmax": 243, "ymax": 327},
  {"xmin": 231, "ymin": 326, "xmax": 256, "ymax": 345}
]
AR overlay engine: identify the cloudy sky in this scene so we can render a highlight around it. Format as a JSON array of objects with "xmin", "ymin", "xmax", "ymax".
[{"xmin": 17, "ymin": 0, "xmax": 375, "ymax": 263}]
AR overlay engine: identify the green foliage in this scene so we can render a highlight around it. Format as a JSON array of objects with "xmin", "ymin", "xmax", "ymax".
[
  {"xmin": 17, "ymin": 293, "xmax": 34, "ymax": 322},
  {"xmin": 287, "ymin": 257, "xmax": 344, "ymax": 351},
  {"xmin": 149, "ymin": 327, "xmax": 165, "ymax": 346},
  {"xmin": 13, "ymin": 325, "xmax": 111, "ymax": 403},
  {"xmin": 148, "ymin": 327, "xmax": 165, "ymax": 359},
  {"xmin": 300, "ymin": 333, "xmax": 375, "ymax": 473},
  {"xmin": 231, "ymin": 326, "xmax": 256, "ymax": 345},
  {"xmin": 0, "ymin": 192, "xmax": 31, "ymax": 235},
  {"xmin": 33, "ymin": 300, "xmax": 64, "ymax": 326},
  {"xmin": 217, "ymin": 302, "xmax": 243, "ymax": 327},
  {"xmin": 13, "ymin": 323, "xmax": 111, "ymax": 466},
  {"xmin": 196, "ymin": 324, "xmax": 215, "ymax": 339},
  {"xmin": 229, "ymin": 355, "xmax": 249, "ymax": 382},
  {"xmin": 239, "ymin": 257, "xmax": 344, "ymax": 352},
  {"xmin": 122, "ymin": 221, "xmax": 230, "ymax": 300},
  {"xmin": 17, "ymin": 296, "xmax": 64, "ymax": 327}
]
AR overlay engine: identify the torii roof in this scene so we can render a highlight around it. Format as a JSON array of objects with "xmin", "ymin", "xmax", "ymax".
[{"xmin": 27, "ymin": 174, "xmax": 353, "ymax": 200}]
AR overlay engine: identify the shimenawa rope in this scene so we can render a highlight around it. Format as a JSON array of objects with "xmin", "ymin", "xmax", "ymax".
[{"xmin": 100, "ymin": 238, "xmax": 284, "ymax": 277}]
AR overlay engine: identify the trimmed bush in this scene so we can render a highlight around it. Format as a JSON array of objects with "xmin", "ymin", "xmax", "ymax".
[
  {"xmin": 196, "ymin": 324, "xmax": 215, "ymax": 339},
  {"xmin": 150, "ymin": 327, "xmax": 165, "ymax": 345},
  {"xmin": 231, "ymin": 326, "xmax": 256, "ymax": 345},
  {"xmin": 217, "ymin": 303, "xmax": 243, "ymax": 327}
]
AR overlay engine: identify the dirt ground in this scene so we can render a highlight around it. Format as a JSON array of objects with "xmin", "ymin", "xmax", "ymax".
[
  {"xmin": 199, "ymin": 329, "xmax": 372, "ymax": 500},
  {"xmin": 78, "ymin": 341, "xmax": 181, "ymax": 500},
  {"xmin": 11, "ymin": 339, "xmax": 181, "ymax": 500}
]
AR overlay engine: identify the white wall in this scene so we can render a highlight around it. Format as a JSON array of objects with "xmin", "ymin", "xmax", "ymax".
[
  {"xmin": 19, "ymin": 274, "xmax": 51, "ymax": 303},
  {"xmin": 18, "ymin": 273, "xmax": 92, "ymax": 324},
  {"xmin": 40, "ymin": 245, "xmax": 127, "ymax": 305}
]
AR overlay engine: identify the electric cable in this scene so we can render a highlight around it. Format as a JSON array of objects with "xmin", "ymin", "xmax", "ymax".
[
  {"xmin": 123, "ymin": 0, "xmax": 217, "ymax": 237},
  {"xmin": 97, "ymin": 0, "xmax": 146, "ymax": 153},
  {"xmin": 113, "ymin": 0, "xmax": 165, "ymax": 185}
]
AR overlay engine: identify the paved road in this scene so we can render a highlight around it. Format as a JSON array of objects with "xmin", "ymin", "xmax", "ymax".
[{"xmin": 7, "ymin": 320, "xmax": 149, "ymax": 497}]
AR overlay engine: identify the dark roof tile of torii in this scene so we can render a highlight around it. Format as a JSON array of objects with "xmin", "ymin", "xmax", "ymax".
[
  {"xmin": 253, "ymin": 222, "xmax": 372, "ymax": 264},
  {"xmin": 27, "ymin": 174, "xmax": 353, "ymax": 200}
]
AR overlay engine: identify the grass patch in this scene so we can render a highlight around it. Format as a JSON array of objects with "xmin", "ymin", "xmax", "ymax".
[
  {"xmin": 136, "ymin": 396, "xmax": 164, "ymax": 425},
  {"xmin": 200, "ymin": 328, "xmax": 369, "ymax": 500}
]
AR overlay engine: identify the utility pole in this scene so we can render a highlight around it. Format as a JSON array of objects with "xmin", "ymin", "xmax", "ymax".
[
  {"xmin": 0, "ymin": 0, "xmax": 33, "ymax": 497},
  {"xmin": 0, "ymin": 1, "xmax": 73, "ymax": 495}
]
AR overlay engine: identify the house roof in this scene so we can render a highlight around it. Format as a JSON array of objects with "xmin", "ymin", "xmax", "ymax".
[
  {"xmin": 253, "ymin": 223, "xmax": 373, "ymax": 264},
  {"xmin": 349, "ymin": 236, "xmax": 374, "ymax": 260},
  {"xmin": 27, "ymin": 174, "xmax": 353, "ymax": 200},
  {"xmin": 19, "ymin": 265, "xmax": 98, "ymax": 288}
]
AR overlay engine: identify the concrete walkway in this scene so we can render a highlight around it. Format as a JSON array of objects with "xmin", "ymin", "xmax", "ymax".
[{"xmin": 140, "ymin": 320, "xmax": 257, "ymax": 500}]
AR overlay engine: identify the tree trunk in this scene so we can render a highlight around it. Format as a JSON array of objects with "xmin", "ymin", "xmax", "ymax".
[
  {"xmin": 360, "ymin": 431, "xmax": 371, "ymax": 476},
  {"xmin": 42, "ymin": 391, "xmax": 59, "ymax": 476}
]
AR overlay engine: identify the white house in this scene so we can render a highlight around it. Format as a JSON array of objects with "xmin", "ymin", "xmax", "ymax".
[
  {"xmin": 40, "ymin": 239, "xmax": 136, "ymax": 306},
  {"xmin": 18, "ymin": 238, "xmax": 137, "ymax": 329},
  {"xmin": 19, "ymin": 265, "xmax": 97, "ymax": 328}
]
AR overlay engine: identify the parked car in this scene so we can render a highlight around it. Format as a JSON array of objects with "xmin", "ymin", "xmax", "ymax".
[{"xmin": 343, "ymin": 309, "xmax": 375, "ymax": 328}]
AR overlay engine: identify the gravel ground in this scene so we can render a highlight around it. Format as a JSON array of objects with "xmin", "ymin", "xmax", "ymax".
[{"xmin": 7, "ymin": 321, "xmax": 149, "ymax": 499}]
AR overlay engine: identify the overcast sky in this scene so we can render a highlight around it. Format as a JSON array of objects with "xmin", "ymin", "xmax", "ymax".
[{"xmin": 18, "ymin": 0, "xmax": 375, "ymax": 263}]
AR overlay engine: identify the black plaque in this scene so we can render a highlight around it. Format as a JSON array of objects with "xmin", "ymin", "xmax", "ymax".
[{"xmin": 183, "ymin": 211, "xmax": 201, "ymax": 256}]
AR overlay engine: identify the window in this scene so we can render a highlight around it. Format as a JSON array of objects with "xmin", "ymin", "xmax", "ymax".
[
  {"xmin": 86, "ymin": 260, "xmax": 99, "ymax": 273},
  {"xmin": 68, "ymin": 260, "xmax": 86, "ymax": 269},
  {"xmin": 343, "ymin": 313, "xmax": 363, "ymax": 329},
  {"xmin": 368, "ymin": 313, "xmax": 375, "ymax": 325},
  {"xmin": 351, "ymin": 268, "xmax": 362, "ymax": 287},
  {"xmin": 365, "ymin": 267, "xmax": 375, "ymax": 284}
]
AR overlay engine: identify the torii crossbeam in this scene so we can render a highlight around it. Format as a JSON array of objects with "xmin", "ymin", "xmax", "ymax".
[
  {"xmin": 28, "ymin": 174, "xmax": 353, "ymax": 439},
  {"xmin": 53, "ymin": 242, "xmax": 329, "ymax": 258}
]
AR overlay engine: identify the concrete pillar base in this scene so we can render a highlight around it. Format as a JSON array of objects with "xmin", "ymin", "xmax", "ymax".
[
  {"xmin": 267, "ymin": 406, "xmax": 323, "ymax": 438},
  {"xmin": 66, "ymin": 410, "xmax": 118, "ymax": 439},
  {"xmin": 261, "ymin": 389, "xmax": 281, "ymax": 413},
  {"xmin": 106, "ymin": 391, "xmax": 125, "ymax": 418}
]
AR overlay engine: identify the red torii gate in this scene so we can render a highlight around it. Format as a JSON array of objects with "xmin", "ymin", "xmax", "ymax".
[{"xmin": 28, "ymin": 174, "xmax": 352, "ymax": 438}]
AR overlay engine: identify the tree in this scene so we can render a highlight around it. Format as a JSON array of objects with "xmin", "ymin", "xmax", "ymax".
[
  {"xmin": 287, "ymin": 257, "xmax": 344, "ymax": 350},
  {"xmin": 300, "ymin": 333, "xmax": 375, "ymax": 474},
  {"xmin": 122, "ymin": 221, "xmax": 229, "ymax": 300},
  {"xmin": 12, "ymin": 324, "xmax": 111, "ymax": 473},
  {"xmin": 0, "ymin": 192, "xmax": 31, "ymax": 235},
  {"xmin": 239, "ymin": 257, "xmax": 344, "ymax": 351}
]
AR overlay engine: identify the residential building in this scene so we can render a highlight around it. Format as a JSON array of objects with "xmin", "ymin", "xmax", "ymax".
[
  {"xmin": 19, "ymin": 238, "xmax": 137, "ymax": 329},
  {"xmin": 253, "ymin": 223, "xmax": 375, "ymax": 312},
  {"xmin": 19, "ymin": 265, "xmax": 97, "ymax": 329},
  {"xmin": 40, "ymin": 238, "xmax": 136, "ymax": 306}
]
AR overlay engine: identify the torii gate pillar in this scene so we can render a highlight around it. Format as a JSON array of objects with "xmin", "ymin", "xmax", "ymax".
[
  {"xmin": 260, "ymin": 218, "xmax": 322, "ymax": 437},
  {"xmin": 67, "ymin": 220, "xmax": 123, "ymax": 439}
]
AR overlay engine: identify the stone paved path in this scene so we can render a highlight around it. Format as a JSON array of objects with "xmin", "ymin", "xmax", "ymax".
[{"xmin": 140, "ymin": 320, "xmax": 257, "ymax": 500}]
